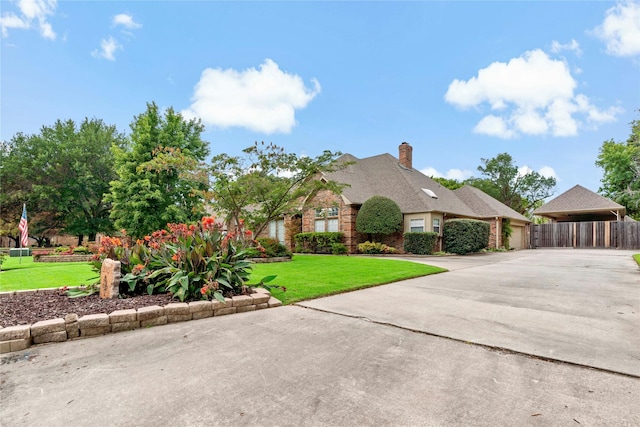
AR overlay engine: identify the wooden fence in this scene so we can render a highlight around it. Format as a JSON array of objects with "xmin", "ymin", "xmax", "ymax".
[{"xmin": 532, "ymin": 221, "xmax": 640, "ymax": 250}]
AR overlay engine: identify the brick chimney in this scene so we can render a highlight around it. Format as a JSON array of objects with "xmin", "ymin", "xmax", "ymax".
[{"xmin": 399, "ymin": 142, "xmax": 413, "ymax": 169}]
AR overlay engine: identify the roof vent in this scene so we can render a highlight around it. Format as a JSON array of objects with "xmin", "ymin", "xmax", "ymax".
[{"xmin": 422, "ymin": 188, "xmax": 438, "ymax": 199}]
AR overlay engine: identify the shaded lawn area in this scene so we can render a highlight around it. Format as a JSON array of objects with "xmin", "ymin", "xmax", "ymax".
[
  {"xmin": 0, "ymin": 256, "xmax": 98, "ymax": 292},
  {"xmin": 250, "ymin": 255, "xmax": 446, "ymax": 305}
]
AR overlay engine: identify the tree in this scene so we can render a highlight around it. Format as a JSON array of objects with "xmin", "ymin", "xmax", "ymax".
[
  {"xmin": 431, "ymin": 177, "xmax": 464, "ymax": 190},
  {"xmin": 355, "ymin": 196, "xmax": 403, "ymax": 240},
  {"xmin": 596, "ymin": 116, "xmax": 640, "ymax": 219},
  {"xmin": 108, "ymin": 102, "xmax": 209, "ymax": 239},
  {"xmin": 0, "ymin": 119, "xmax": 125, "ymax": 245},
  {"xmin": 209, "ymin": 142, "xmax": 344, "ymax": 236},
  {"xmin": 470, "ymin": 153, "xmax": 556, "ymax": 216}
]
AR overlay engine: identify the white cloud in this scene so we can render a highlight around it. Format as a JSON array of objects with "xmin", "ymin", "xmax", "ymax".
[
  {"xmin": 0, "ymin": 0, "xmax": 57, "ymax": 39},
  {"xmin": 91, "ymin": 36, "xmax": 121, "ymax": 61},
  {"xmin": 519, "ymin": 165, "xmax": 558, "ymax": 179},
  {"xmin": 550, "ymin": 39, "xmax": 582, "ymax": 56},
  {"xmin": 592, "ymin": 0, "xmax": 640, "ymax": 57},
  {"xmin": 113, "ymin": 13, "xmax": 142, "ymax": 30},
  {"xmin": 420, "ymin": 167, "xmax": 473, "ymax": 181},
  {"xmin": 444, "ymin": 49, "xmax": 622, "ymax": 138},
  {"xmin": 182, "ymin": 59, "xmax": 321, "ymax": 134}
]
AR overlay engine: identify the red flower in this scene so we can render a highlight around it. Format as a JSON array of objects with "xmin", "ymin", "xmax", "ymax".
[{"xmin": 200, "ymin": 287, "xmax": 208, "ymax": 295}]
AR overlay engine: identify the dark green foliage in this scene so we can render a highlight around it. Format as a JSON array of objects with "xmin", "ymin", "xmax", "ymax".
[
  {"xmin": 403, "ymin": 232, "xmax": 439, "ymax": 255},
  {"xmin": 356, "ymin": 196, "xmax": 403, "ymax": 237},
  {"xmin": 443, "ymin": 219, "xmax": 489, "ymax": 255},
  {"xmin": 501, "ymin": 218, "xmax": 513, "ymax": 250},
  {"xmin": 294, "ymin": 232, "xmax": 344, "ymax": 254},
  {"xmin": 256, "ymin": 238, "xmax": 292, "ymax": 258},
  {"xmin": 331, "ymin": 242, "xmax": 348, "ymax": 255},
  {"xmin": 108, "ymin": 102, "xmax": 209, "ymax": 239}
]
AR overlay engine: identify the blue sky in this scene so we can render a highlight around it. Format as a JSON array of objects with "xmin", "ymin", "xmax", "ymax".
[{"xmin": 2, "ymin": 1, "xmax": 639, "ymax": 198}]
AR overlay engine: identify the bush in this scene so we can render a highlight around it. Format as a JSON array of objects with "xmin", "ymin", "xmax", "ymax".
[
  {"xmin": 331, "ymin": 242, "xmax": 348, "ymax": 255},
  {"xmin": 357, "ymin": 241, "xmax": 397, "ymax": 254},
  {"xmin": 294, "ymin": 232, "xmax": 344, "ymax": 254},
  {"xmin": 356, "ymin": 196, "xmax": 402, "ymax": 237},
  {"xmin": 72, "ymin": 246, "xmax": 91, "ymax": 255},
  {"xmin": 443, "ymin": 219, "xmax": 489, "ymax": 255},
  {"xmin": 403, "ymin": 232, "xmax": 438, "ymax": 255},
  {"xmin": 256, "ymin": 238, "xmax": 292, "ymax": 258}
]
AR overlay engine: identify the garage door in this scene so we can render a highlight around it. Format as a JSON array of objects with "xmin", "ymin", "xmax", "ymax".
[{"xmin": 510, "ymin": 226, "xmax": 524, "ymax": 249}]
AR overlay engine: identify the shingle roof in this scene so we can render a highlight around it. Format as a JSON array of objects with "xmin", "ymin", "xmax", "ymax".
[
  {"xmin": 324, "ymin": 153, "xmax": 483, "ymax": 217},
  {"xmin": 453, "ymin": 185, "xmax": 531, "ymax": 222},
  {"xmin": 533, "ymin": 184, "xmax": 625, "ymax": 215}
]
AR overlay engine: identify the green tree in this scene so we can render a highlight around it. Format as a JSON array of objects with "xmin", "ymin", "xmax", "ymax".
[
  {"xmin": 470, "ymin": 153, "xmax": 556, "ymax": 216},
  {"xmin": 108, "ymin": 102, "xmax": 209, "ymax": 239},
  {"xmin": 596, "ymin": 116, "xmax": 640, "ymax": 219},
  {"xmin": 356, "ymin": 196, "xmax": 403, "ymax": 240},
  {"xmin": 209, "ymin": 142, "xmax": 344, "ymax": 236},
  {"xmin": 431, "ymin": 176, "xmax": 464, "ymax": 190},
  {"xmin": 0, "ymin": 119, "xmax": 125, "ymax": 245}
]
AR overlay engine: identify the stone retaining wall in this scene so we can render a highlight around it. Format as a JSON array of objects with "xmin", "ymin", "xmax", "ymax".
[
  {"xmin": 34, "ymin": 255, "xmax": 94, "ymax": 263},
  {"xmin": 0, "ymin": 289, "xmax": 282, "ymax": 354}
]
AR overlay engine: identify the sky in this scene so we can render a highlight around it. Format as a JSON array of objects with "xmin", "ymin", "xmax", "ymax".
[{"xmin": 1, "ymin": 0, "xmax": 639, "ymax": 199}]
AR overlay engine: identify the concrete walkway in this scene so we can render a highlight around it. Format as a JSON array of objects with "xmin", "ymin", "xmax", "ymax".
[
  {"xmin": 1, "ymin": 249, "xmax": 638, "ymax": 426},
  {"xmin": 300, "ymin": 249, "xmax": 640, "ymax": 376}
]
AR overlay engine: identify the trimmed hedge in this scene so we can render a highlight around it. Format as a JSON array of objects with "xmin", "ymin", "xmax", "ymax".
[
  {"xmin": 295, "ymin": 232, "xmax": 344, "ymax": 254},
  {"xmin": 403, "ymin": 232, "xmax": 438, "ymax": 255},
  {"xmin": 257, "ymin": 238, "xmax": 292, "ymax": 258},
  {"xmin": 443, "ymin": 219, "xmax": 489, "ymax": 255},
  {"xmin": 356, "ymin": 196, "xmax": 403, "ymax": 236}
]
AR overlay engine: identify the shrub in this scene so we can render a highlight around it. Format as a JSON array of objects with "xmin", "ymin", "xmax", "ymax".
[
  {"xmin": 73, "ymin": 246, "xmax": 91, "ymax": 255},
  {"xmin": 357, "ymin": 241, "xmax": 397, "ymax": 254},
  {"xmin": 331, "ymin": 242, "xmax": 348, "ymax": 255},
  {"xmin": 443, "ymin": 219, "xmax": 489, "ymax": 255},
  {"xmin": 356, "ymin": 196, "xmax": 402, "ymax": 238},
  {"xmin": 0, "ymin": 252, "xmax": 6, "ymax": 270},
  {"xmin": 403, "ymin": 232, "xmax": 438, "ymax": 255},
  {"xmin": 256, "ymin": 238, "xmax": 291, "ymax": 258},
  {"xmin": 294, "ymin": 232, "xmax": 344, "ymax": 254}
]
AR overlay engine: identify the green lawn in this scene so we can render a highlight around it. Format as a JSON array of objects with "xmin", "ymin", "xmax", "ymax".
[
  {"xmin": 0, "ymin": 256, "xmax": 98, "ymax": 292},
  {"xmin": 634, "ymin": 254, "xmax": 640, "ymax": 267},
  {"xmin": 250, "ymin": 255, "xmax": 446, "ymax": 305}
]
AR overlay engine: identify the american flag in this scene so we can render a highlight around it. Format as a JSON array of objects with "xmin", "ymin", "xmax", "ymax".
[{"xmin": 19, "ymin": 204, "xmax": 28, "ymax": 247}]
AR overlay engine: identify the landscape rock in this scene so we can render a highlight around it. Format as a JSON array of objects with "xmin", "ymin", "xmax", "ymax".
[{"xmin": 100, "ymin": 259, "xmax": 121, "ymax": 299}]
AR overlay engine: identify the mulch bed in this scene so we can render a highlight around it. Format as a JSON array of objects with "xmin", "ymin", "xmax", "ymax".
[{"xmin": 0, "ymin": 292, "xmax": 175, "ymax": 328}]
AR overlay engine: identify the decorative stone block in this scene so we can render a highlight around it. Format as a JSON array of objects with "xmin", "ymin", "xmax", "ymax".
[
  {"xmin": 64, "ymin": 313, "xmax": 79, "ymax": 323},
  {"xmin": 0, "ymin": 325, "xmax": 30, "ymax": 341},
  {"xmin": 255, "ymin": 303, "xmax": 269, "ymax": 310},
  {"xmin": 165, "ymin": 303, "xmax": 190, "ymax": 316},
  {"xmin": 232, "ymin": 295, "xmax": 253, "ymax": 307},
  {"xmin": 137, "ymin": 305, "xmax": 165, "ymax": 321},
  {"xmin": 236, "ymin": 305, "xmax": 256, "ymax": 313},
  {"xmin": 212, "ymin": 298, "xmax": 233, "ymax": 310},
  {"xmin": 250, "ymin": 293, "xmax": 270, "ymax": 305},
  {"xmin": 214, "ymin": 307, "xmax": 237, "ymax": 316},
  {"xmin": 140, "ymin": 316, "xmax": 167, "ymax": 328},
  {"xmin": 191, "ymin": 310, "xmax": 213, "ymax": 320},
  {"xmin": 268, "ymin": 297, "xmax": 282, "ymax": 308},
  {"xmin": 81, "ymin": 326, "xmax": 111, "ymax": 336},
  {"xmin": 0, "ymin": 338, "xmax": 31, "ymax": 353},
  {"xmin": 100, "ymin": 258, "xmax": 121, "ymax": 299},
  {"xmin": 78, "ymin": 314, "xmax": 110, "ymax": 329},
  {"xmin": 168, "ymin": 314, "xmax": 192, "ymax": 323},
  {"xmin": 111, "ymin": 321, "xmax": 140, "ymax": 332},
  {"xmin": 66, "ymin": 322, "xmax": 80, "ymax": 339},
  {"xmin": 31, "ymin": 318, "xmax": 65, "ymax": 336},
  {"xmin": 33, "ymin": 331, "xmax": 67, "ymax": 344},
  {"xmin": 189, "ymin": 301, "xmax": 212, "ymax": 313},
  {"xmin": 109, "ymin": 309, "xmax": 137, "ymax": 323}
]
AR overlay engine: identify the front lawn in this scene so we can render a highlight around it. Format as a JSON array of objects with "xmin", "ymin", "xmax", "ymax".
[
  {"xmin": 250, "ymin": 255, "xmax": 445, "ymax": 305},
  {"xmin": 634, "ymin": 254, "xmax": 640, "ymax": 267},
  {"xmin": 0, "ymin": 256, "xmax": 98, "ymax": 292}
]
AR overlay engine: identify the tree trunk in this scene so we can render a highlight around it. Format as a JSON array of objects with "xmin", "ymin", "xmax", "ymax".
[
  {"xmin": 88, "ymin": 233, "xmax": 96, "ymax": 242},
  {"xmin": 77, "ymin": 235, "xmax": 84, "ymax": 246}
]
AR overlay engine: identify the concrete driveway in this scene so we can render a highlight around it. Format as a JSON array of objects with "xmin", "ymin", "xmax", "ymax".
[
  {"xmin": 300, "ymin": 249, "xmax": 640, "ymax": 377},
  {"xmin": 1, "ymin": 249, "xmax": 639, "ymax": 426}
]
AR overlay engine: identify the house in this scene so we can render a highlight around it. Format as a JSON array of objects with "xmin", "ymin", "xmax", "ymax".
[
  {"xmin": 265, "ymin": 142, "xmax": 531, "ymax": 253},
  {"xmin": 533, "ymin": 184, "xmax": 627, "ymax": 222}
]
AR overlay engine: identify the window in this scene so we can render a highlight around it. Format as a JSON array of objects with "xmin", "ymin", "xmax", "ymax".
[
  {"xmin": 268, "ymin": 219, "xmax": 286, "ymax": 244},
  {"xmin": 410, "ymin": 218, "xmax": 425, "ymax": 232},
  {"xmin": 433, "ymin": 218, "xmax": 441, "ymax": 234},
  {"xmin": 314, "ymin": 207, "xmax": 339, "ymax": 232}
]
